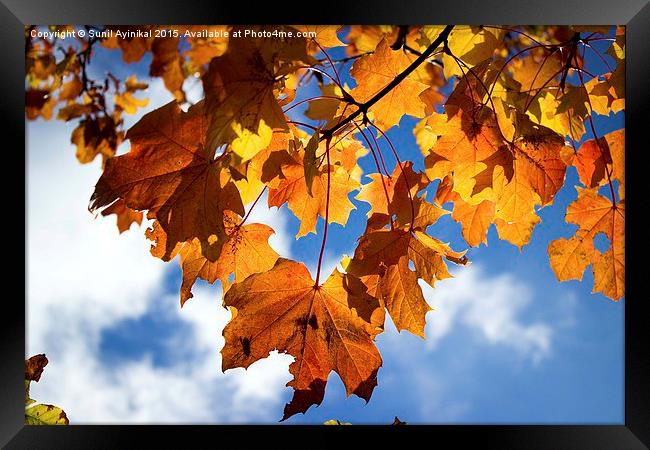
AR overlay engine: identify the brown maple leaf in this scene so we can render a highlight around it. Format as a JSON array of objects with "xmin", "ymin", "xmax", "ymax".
[
  {"xmin": 25, "ymin": 354, "xmax": 48, "ymax": 382},
  {"xmin": 222, "ymin": 258, "xmax": 383, "ymax": 420},
  {"xmin": 90, "ymin": 100, "xmax": 244, "ymax": 260},
  {"xmin": 346, "ymin": 228, "xmax": 467, "ymax": 336},
  {"xmin": 150, "ymin": 37, "xmax": 185, "ymax": 102},
  {"xmin": 203, "ymin": 27, "xmax": 312, "ymax": 162},
  {"xmin": 100, "ymin": 199, "xmax": 143, "ymax": 234},
  {"xmin": 71, "ymin": 116, "xmax": 122, "ymax": 165}
]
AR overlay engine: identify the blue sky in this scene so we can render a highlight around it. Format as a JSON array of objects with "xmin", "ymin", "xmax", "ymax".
[{"xmin": 26, "ymin": 26, "xmax": 624, "ymax": 424}]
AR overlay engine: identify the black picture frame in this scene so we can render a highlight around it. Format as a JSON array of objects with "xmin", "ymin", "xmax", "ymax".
[{"xmin": 4, "ymin": 0, "xmax": 648, "ymax": 447}]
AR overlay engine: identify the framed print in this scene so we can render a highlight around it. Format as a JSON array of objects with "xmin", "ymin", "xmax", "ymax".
[{"xmin": 3, "ymin": 0, "xmax": 649, "ymax": 447}]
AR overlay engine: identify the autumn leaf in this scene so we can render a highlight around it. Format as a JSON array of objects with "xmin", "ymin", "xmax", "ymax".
[
  {"xmin": 90, "ymin": 100, "xmax": 244, "ymax": 260},
  {"xmin": 308, "ymin": 132, "xmax": 367, "ymax": 181},
  {"xmin": 356, "ymin": 161, "xmax": 429, "ymax": 220},
  {"xmin": 351, "ymin": 38, "xmax": 430, "ymax": 128},
  {"xmin": 442, "ymin": 26, "xmax": 500, "ymax": 80},
  {"xmin": 425, "ymin": 107, "xmax": 510, "ymax": 202},
  {"xmin": 548, "ymin": 187, "xmax": 624, "ymax": 300},
  {"xmin": 178, "ymin": 212, "xmax": 279, "ymax": 304},
  {"xmin": 26, "ymin": 89, "xmax": 56, "ymax": 120},
  {"xmin": 573, "ymin": 129, "xmax": 624, "ymax": 198},
  {"xmin": 304, "ymin": 83, "xmax": 346, "ymax": 125},
  {"xmin": 345, "ymin": 228, "xmax": 467, "ymax": 336},
  {"xmin": 493, "ymin": 211, "xmax": 541, "ymax": 249},
  {"xmin": 414, "ymin": 112, "xmax": 449, "ymax": 157},
  {"xmin": 530, "ymin": 90, "xmax": 587, "ymax": 141},
  {"xmin": 203, "ymin": 27, "xmax": 312, "ymax": 162},
  {"xmin": 25, "ymin": 354, "xmax": 48, "ymax": 382},
  {"xmin": 438, "ymin": 179, "xmax": 495, "ymax": 247},
  {"xmin": 293, "ymin": 25, "xmax": 345, "ymax": 53},
  {"xmin": 585, "ymin": 75, "xmax": 624, "ymax": 116},
  {"xmin": 100, "ymin": 199, "xmax": 143, "ymax": 234},
  {"xmin": 113, "ymin": 75, "xmax": 150, "ymax": 114},
  {"xmin": 25, "ymin": 354, "xmax": 69, "ymax": 425},
  {"xmin": 395, "ymin": 195, "xmax": 449, "ymax": 231},
  {"xmin": 25, "ymin": 404, "xmax": 70, "ymax": 425},
  {"xmin": 71, "ymin": 116, "xmax": 122, "ymax": 165},
  {"xmin": 379, "ymin": 255, "xmax": 433, "ymax": 337},
  {"xmin": 222, "ymin": 258, "xmax": 383, "ymax": 420},
  {"xmin": 491, "ymin": 118, "xmax": 566, "ymax": 247},
  {"xmin": 268, "ymin": 147, "xmax": 359, "ymax": 238},
  {"xmin": 234, "ymin": 128, "xmax": 297, "ymax": 204},
  {"xmin": 510, "ymin": 50, "xmax": 563, "ymax": 94},
  {"xmin": 114, "ymin": 92, "xmax": 149, "ymax": 114}
]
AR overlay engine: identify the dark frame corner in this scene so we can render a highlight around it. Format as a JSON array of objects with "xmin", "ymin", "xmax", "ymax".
[{"xmin": 4, "ymin": 0, "xmax": 649, "ymax": 448}]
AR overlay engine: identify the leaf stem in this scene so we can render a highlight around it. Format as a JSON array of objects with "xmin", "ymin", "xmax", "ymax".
[
  {"xmin": 370, "ymin": 123, "xmax": 416, "ymax": 230},
  {"xmin": 314, "ymin": 137, "xmax": 332, "ymax": 287},
  {"xmin": 312, "ymin": 40, "xmax": 343, "ymax": 87},
  {"xmin": 238, "ymin": 186, "xmax": 267, "ymax": 228},
  {"xmin": 367, "ymin": 126, "xmax": 390, "ymax": 177},
  {"xmin": 573, "ymin": 52, "xmax": 617, "ymax": 207},
  {"xmin": 355, "ymin": 123, "xmax": 395, "ymax": 230}
]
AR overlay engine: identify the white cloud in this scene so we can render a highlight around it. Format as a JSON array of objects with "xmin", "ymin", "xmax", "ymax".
[
  {"xmin": 28, "ymin": 285, "xmax": 294, "ymax": 424},
  {"xmin": 421, "ymin": 265, "xmax": 552, "ymax": 364}
]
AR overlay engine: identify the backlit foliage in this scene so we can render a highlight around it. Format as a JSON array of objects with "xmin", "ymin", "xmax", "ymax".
[
  {"xmin": 26, "ymin": 25, "xmax": 625, "ymax": 420},
  {"xmin": 25, "ymin": 354, "xmax": 69, "ymax": 425}
]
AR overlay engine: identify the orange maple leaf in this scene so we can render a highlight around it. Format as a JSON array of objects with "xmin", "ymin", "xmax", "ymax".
[
  {"xmin": 178, "ymin": 212, "xmax": 279, "ymax": 305},
  {"xmin": 425, "ymin": 107, "xmax": 511, "ymax": 202},
  {"xmin": 548, "ymin": 187, "xmax": 624, "ymax": 300},
  {"xmin": 100, "ymin": 199, "xmax": 143, "ymax": 234},
  {"xmin": 222, "ymin": 258, "xmax": 383, "ymax": 420},
  {"xmin": 346, "ymin": 228, "xmax": 467, "ymax": 336},
  {"xmin": 90, "ymin": 100, "xmax": 244, "ymax": 260},
  {"xmin": 356, "ymin": 161, "xmax": 429, "ymax": 220},
  {"xmin": 573, "ymin": 129, "xmax": 624, "ymax": 198},
  {"xmin": 350, "ymin": 38, "xmax": 429, "ymax": 128},
  {"xmin": 268, "ymin": 147, "xmax": 359, "ymax": 238}
]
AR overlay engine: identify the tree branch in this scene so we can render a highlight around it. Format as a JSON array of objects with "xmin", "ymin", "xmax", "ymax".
[{"xmin": 320, "ymin": 25, "xmax": 454, "ymax": 140}]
